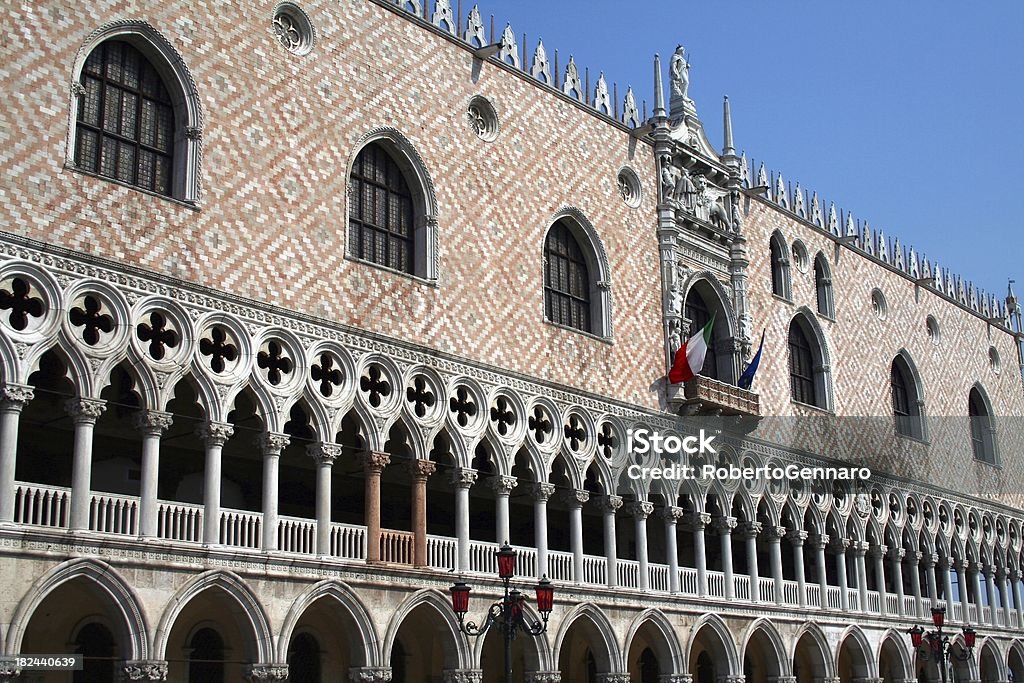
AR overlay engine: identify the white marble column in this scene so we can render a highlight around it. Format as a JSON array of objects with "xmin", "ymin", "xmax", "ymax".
[
  {"xmin": 833, "ymin": 537, "xmax": 850, "ymax": 611},
  {"xmin": 197, "ymin": 421, "xmax": 233, "ymax": 545},
  {"xmin": 1011, "ymin": 570, "xmax": 1023, "ymax": 627},
  {"xmin": 490, "ymin": 475, "xmax": 517, "ymax": 545},
  {"xmin": 663, "ymin": 506, "xmax": 683, "ymax": 593},
  {"xmin": 631, "ymin": 500, "xmax": 654, "ymax": 591},
  {"xmin": 258, "ymin": 433, "xmax": 289, "ymax": 551},
  {"xmin": 716, "ymin": 516, "xmax": 737, "ymax": 600},
  {"xmin": 870, "ymin": 544, "xmax": 888, "ymax": 612},
  {"xmin": 532, "ymin": 483, "xmax": 555, "ymax": 578},
  {"xmin": 766, "ymin": 524, "xmax": 785, "ymax": 604},
  {"xmin": 562, "ymin": 489, "xmax": 589, "ymax": 584},
  {"xmin": 811, "ymin": 533, "xmax": 829, "ymax": 608},
  {"xmin": 744, "ymin": 522, "xmax": 763, "ymax": 602},
  {"xmin": 133, "ymin": 410, "xmax": 173, "ymax": 538},
  {"xmin": 890, "ymin": 547, "xmax": 906, "ymax": 616},
  {"xmin": 602, "ymin": 494, "xmax": 622, "ymax": 588},
  {"xmin": 911, "ymin": 551, "xmax": 925, "ymax": 617},
  {"xmin": 998, "ymin": 568, "xmax": 1012, "ymax": 626},
  {"xmin": 308, "ymin": 443, "xmax": 341, "ymax": 556},
  {"xmin": 984, "ymin": 563, "xmax": 999, "ymax": 626},
  {"xmin": 941, "ymin": 559, "xmax": 955, "ymax": 613},
  {"xmin": 789, "ymin": 530, "xmax": 808, "ymax": 608},
  {"xmin": 689, "ymin": 512, "xmax": 712, "ymax": 597},
  {"xmin": 451, "ymin": 468, "xmax": 477, "ymax": 573},
  {"xmin": 853, "ymin": 541, "xmax": 869, "ymax": 613},
  {"xmin": 66, "ymin": 397, "xmax": 106, "ymax": 530},
  {"xmin": 0, "ymin": 384, "xmax": 32, "ymax": 523},
  {"xmin": 956, "ymin": 560, "xmax": 970, "ymax": 622}
]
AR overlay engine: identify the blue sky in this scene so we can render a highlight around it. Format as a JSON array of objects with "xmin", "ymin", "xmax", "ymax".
[{"xmin": 480, "ymin": 1, "xmax": 1024, "ymax": 300}]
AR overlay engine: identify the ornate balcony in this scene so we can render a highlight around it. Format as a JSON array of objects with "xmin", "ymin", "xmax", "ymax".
[{"xmin": 668, "ymin": 375, "xmax": 761, "ymax": 418}]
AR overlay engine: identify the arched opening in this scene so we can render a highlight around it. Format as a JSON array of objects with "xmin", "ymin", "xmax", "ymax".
[
  {"xmin": 163, "ymin": 585, "xmax": 263, "ymax": 681},
  {"xmin": 769, "ymin": 232, "xmax": 792, "ymax": 300},
  {"xmin": 683, "ymin": 280, "xmax": 737, "ymax": 384},
  {"xmin": 557, "ymin": 610, "xmax": 615, "ymax": 681},
  {"xmin": 542, "ymin": 210, "xmax": 611, "ymax": 338},
  {"xmin": 793, "ymin": 629, "xmax": 829, "ymax": 683},
  {"xmin": 626, "ymin": 616, "xmax": 678, "ymax": 683},
  {"xmin": 814, "ymin": 253, "xmax": 834, "ymax": 318},
  {"xmin": 837, "ymin": 633, "xmax": 871, "ymax": 683},
  {"xmin": 479, "ymin": 614, "xmax": 543, "ymax": 683},
  {"xmin": 878, "ymin": 635, "xmax": 910, "ymax": 683},
  {"xmin": 388, "ymin": 602, "xmax": 462, "ymax": 683},
  {"xmin": 891, "ymin": 354, "xmax": 925, "ymax": 440},
  {"xmin": 969, "ymin": 387, "xmax": 997, "ymax": 464},
  {"xmin": 788, "ymin": 314, "xmax": 831, "ymax": 410},
  {"xmin": 288, "ymin": 632, "xmax": 322, "ymax": 682},
  {"xmin": 688, "ymin": 622, "xmax": 734, "ymax": 681},
  {"xmin": 742, "ymin": 626, "xmax": 784, "ymax": 683},
  {"xmin": 978, "ymin": 641, "xmax": 1002, "ymax": 683}
]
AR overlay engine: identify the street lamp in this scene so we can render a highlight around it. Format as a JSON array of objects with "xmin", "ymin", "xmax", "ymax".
[
  {"xmin": 907, "ymin": 607, "xmax": 976, "ymax": 683},
  {"xmin": 449, "ymin": 542, "xmax": 555, "ymax": 683}
]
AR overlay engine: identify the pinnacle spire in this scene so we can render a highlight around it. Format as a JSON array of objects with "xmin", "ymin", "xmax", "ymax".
[
  {"xmin": 723, "ymin": 95, "xmax": 735, "ymax": 156},
  {"xmin": 653, "ymin": 53, "xmax": 666, "ymax": 118}
]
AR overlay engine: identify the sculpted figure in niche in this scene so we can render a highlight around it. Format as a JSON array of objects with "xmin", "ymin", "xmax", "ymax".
[
  {"xmin": 675, "ymin": 170, "xmax": 696, "ymax": 209},
  {"xmin": 660, "ymin": 155, "xmax": 679, "ymax": 202}
]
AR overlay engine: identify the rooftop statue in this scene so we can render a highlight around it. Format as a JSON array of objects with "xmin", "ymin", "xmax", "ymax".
[{"xmin": 669, "ymin": 44, "xmax": 695, "ymax": 116}]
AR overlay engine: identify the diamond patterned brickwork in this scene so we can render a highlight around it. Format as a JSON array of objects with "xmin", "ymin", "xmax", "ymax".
[{"xmin": 0, "ymin": 1, "xmax": 663, "ymax": 409}]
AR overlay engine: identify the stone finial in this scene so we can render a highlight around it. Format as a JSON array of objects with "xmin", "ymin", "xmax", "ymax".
[
  {"xmin": 463, "ymin": 5, "xmax": 485, "ymax": 46},
  {"xmin": 498, "ymin": 24, "xmax": 519, "ymax": 67},
  {"xmin": 810, "ymin": 192, "xmax": 822, "ymax": 226},
  {"xmin": 531, "ymin": 40, "xmax": 552, "ymax": 83},
  {"xmin": 653, "ymin": 53, "xmax": 666, "ymax": 118},
  {"xmin": 593, "ymin": 73, "xmax": 610, "ymax": 114},
  {"xmin": 622, "ymin": 87, "xmax": 641, "ymax": 128},
  {"xmin": 722, "ymin": 95, "xmax": 735, "ymax": 156},
  {"xmin": 739, "ymin": 152, "xmax": 749, "ymax": 186},
  {"xmin": 775, "ymin": 173, "xmax": 788, "ymax": 209},
  {"xmin": 563, "ymin": 56, "xmax": 583, "ymax": 100},
  {"xmin": 756, "ymin": 163, "xmax": 769, "ymax": 194},
  {"xmin": 431, "ymin": 0, "xmax": 455, "ymax": 35},
  {"xmin": 828, "ymin": 202, "xmax": 839, "ymax": 235}
]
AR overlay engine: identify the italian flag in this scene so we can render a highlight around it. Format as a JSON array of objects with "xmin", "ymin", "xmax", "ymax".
[{"xmin": 668, "ymin": 314, "xmax": 715, "ymax": 384}]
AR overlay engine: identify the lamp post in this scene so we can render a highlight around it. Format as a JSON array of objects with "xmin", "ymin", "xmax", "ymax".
[
  {"xmin": 449, "ymin": 542, "xmax": 555, "ymax": 683},
  {"xmin": 907, "ymin": 607, "xmax": 976, "ymax": 683}
]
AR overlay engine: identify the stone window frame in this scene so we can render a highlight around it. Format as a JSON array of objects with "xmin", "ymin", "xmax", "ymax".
[
  {"xmin": 968, "ymin": 384, "xmax": 999, "ymax": 466},
  {"xmin": 891, "ymin": 350, "xmax": 927, "ymax": 442},
  {"xmin": 813, "ymin": 252, "xmax": 834, "ymax": 319},
  {"xmin": 540, "ymin": 207, "xmax": 613, "ymax": 341},
  {"xmin": 787, "ymin": 309, "xmax": 834, "ymax": 411},
  {"xmin": 769, "ymin": 231, "xmax": 792, "ymax": 301},
  {"xmin": 344, "ymin": 128, "xmax": 439, "ymax": 284},
  {"xmin": 67, "ymin": 20, "xmax": 205, "ymax": 206}
]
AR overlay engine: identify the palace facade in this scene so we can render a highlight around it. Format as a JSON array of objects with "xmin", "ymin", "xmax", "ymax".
[{"xmin": 0, "ymin": 1, "xmax": 1023, "ymax": 682}]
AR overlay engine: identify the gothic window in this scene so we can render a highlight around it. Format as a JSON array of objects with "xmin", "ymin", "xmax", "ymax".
[
  {"xmin": 969, "ymin": 387, "xmax": 997, "ymax": 464},
  {"xmin": 788, "ymin": 314, "xmax": 831, "ymax": 409},
  {"xmin": 814, "ymin": 253, "xmax": 834, "ymax": 318},
  {"xmin": 545, "ymin": 220, "xmax": 592, "ymax": 333},
  {"xmin": 75, "ymin": 40, "xmax": 175, "ymax": 196},
  {"xmin": 348, "ymin": 142, "xmax": 415, "ymax": 274},
  {"xmin": 891, "ymin": 354, "xmax": 925, "ymax": 440},
  {"xmin": 770, "ymin": 232, "xmax": 792, "ymax": 299},
  {"xmin": 684, "ymin": 289, "xmax": 719, "ymax": 380}
]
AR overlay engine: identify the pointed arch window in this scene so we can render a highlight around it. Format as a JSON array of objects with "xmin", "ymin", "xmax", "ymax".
[
  {"xmin": 349, "ymin": 142, "xmax": 415, "ymax": 274},
  {"xmin": 75, "ymin": 40, "xmax": 175, "ymax": 196},
  {"xmin": 684, "ymin": 289, "xmax": 719, "ymax": 380},
  {"xmin": 788, "ymin": 315, "xmax": 832, "ymax": 409},
  {"xmin": 814, "ymin": 253, "xmax": 834, "ymax": 318},
  {"xmin": 891, "ymin": 355, "xmax": 925, "ymax": 440},
  {"xmin": 969, "ymin": 387, "xmax": 997, "ymax": 464},
  {"xmin": 770, "ymin": 232, "xmax": 792, "ymax": 300},
  {"xmin": 545, "ymin": 220, "xmax": 591, "ymax": 332}
]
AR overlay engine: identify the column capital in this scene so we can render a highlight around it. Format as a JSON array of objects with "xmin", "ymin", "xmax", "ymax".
[
  {"xmin": 968, "ymin": 559, "xmax": 984, "ymax": 573},
  {"xmin": 602, "ymin": 494, "xmax": 624, "ymax": 512},
  {"xmin": 662, "ymin": 505, "xmax": 685, "ymax": 523},
  {"xmin": 713, "ymin": 516, "xmax": 737, "ymax": 534},
  {"xmin": 1010, "ymin": 568, "xmax": 1021, "ymax": 582},
  {"xmin": 687, "ymin": 511, "xmax": 712, "ymax": 530},
  {"xmin": 786, "ymin": 529, "xmax": 808, "ymax": 545},
  {"xmin": 907, "ymin": 550, "xmax": 923, "ymax": 564},
  {"xmin": 741, "ymin": 521, "xmax": 763, "ymax": 538},
  {"xmin": 560, "ymin": 489, "xmax": 590, "ymax": 507},
  {"xmin": 851, "ymin": 540, "xmax": 870, "ymax": 556},
  {"xmin": 450, "ymin": 467, "xmax": 478, "ymax": 489},
  {"xmin": 308, "ymin": 442, "xmax": 343, "ymax": 466},
  {"xmin": 123, "ymin": 660, "xmax": 169, "ymax": 680},
  {"xmin": 526, "ymin": 673, "xmax": 563, "ymax": 683},
  {"xmin": 659, "ymin": 676, "xmax": 692, "ymax": 683},
  {"xmin": 530, "ymin": 482, "xmax": 556, "ymax": 502},
  {"xmin": 0, "ymin": 658, "xmax": 21, "ymax": 679},
  {"xmin": 196, "ymin": 421, "xmax": 233, "ymax": 446},
  {"xmin": 925, "ymin": 552, "xmax": 939, "ymax": 568},
  {"xmin": 629, "ymin": 500, "xmax": 655, "ymax": 520},
  {"xmin": 348, "ymin": 667, "xmax": 393, "ymax": 683},
  {"xmin": 409, "ymin": 459, "xmax": 437, "ymax": 480},
  {"xmin": 361, "ymin": 450, "xmax": 391, "ymax": 473},
  {"xmin": 888, "ymin": 546, "xmax": 906, "ymax": 561},
  {"xmin": 133, "ymin": 409, "xmax": 174, "ymax": 436},
  {"xmin": 718, "ymin": 676, "xmax": 746, "ymax": 683},
  {"xmin": 868, "ymin": 543, "xmax": 888, "ymax": 559},
  {"xmin": 0, "ymin": 383, "xmax": 33, "ymax": 410},
  {"xmin": 763, "ymin": 524, "xmax": 787, "ymax": 540},
  {"xmin": 258, "ymin": 432, "xmax": 290, "ymax": 455},
  {"xmin": 442, "ymin": 670, "xmax": 483, "ymax": 683},
  {"xmin": 245, "ymin": 663, "xmax": 289, "ymax": 681},
  {"xmin": 596, "ymin": 675, "xmax": 631, "ymax": 683},
  {"xmin": 490, "ymin": 474, "xmax": 517, "ymax": 495},
  {"xmin": 821, "ymin": 678, "xmax": 841, "ymax": 683},
  {"xmin": 809, "ymin": 533, "xmax": 830, "ymax": 550},
  {"xmin": 767, "ymin": 678, "xmax": 797, "ymax": 683},
  {"xmin": 65, "ymin": 396, "xmax": 106, "ymax": 423}
]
